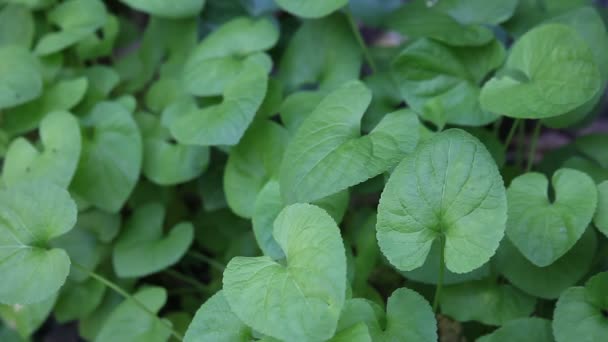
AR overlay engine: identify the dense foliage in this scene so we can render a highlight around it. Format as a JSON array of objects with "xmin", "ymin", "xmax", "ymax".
[{"xmin": 0, "ymin": 0, "xmax": 607, "ymax": 341}]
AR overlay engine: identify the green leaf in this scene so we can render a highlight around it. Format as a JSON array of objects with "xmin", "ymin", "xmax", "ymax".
[
  {"xmin": 136, "ymin": 112, "xmax": 209, "ymax": 186},
  {"xmin": 76, "ymin": 14, "xmax": 119, "ymax": 61},
  {"xmin": 0, "ymin": 5, "xmax": 35, "ymax": 48},
  {"xmin": 171, "ymin": 60, "xmax": 269, "ymax": 146},
  {"xmin": 275, "ymin": 0, "xmax": 347, "ymax": 18},
  {"xmin": 253, "ymin": 180, "xmax": 349, "ymax": 259},
  {"xmin": 434, "ymin": 0, "xmax": 518, "ymax": 24},
  {"xmin": 575, "ymin": 133, "xmax": 608, "ymax": 168},
  {"xmin": 113, "ymin": 203, "xmax": 193, "ymax": 278},
  {"xmin": 34, "ymin": 0, "xmax": 108, "ymax": 55},
  {"xmin": 280, "ymin": 81, "xmax": 419, "ymax": 204},
  {"xmin": 480, "ymin": 24, "xmax": 601, "ymax": 119},
  {"xmin": 477, "ymin": 318, "xmax": 553, "ymax": 342},
  {"xmin": 223, "ymin": 203, "xmax": 346, "ymax": 342},
  {"xmin": 440, "ymin": 278, "xmax": 536, "ymax": 326},
  {"xmin": 54, "ymin": 278, "xmax": 106, "ymax": 323},
  {"xmin": 0, "ymin": 295, "xmax": 57, "ymax": 338},
  {"xmin": 224, "ymin": 121, "xmax": 289, "ymax": 218},
  {"xmin": 377, "ymin": 129, "xmax": 507, "ymax": 273},
  {"xmin": 392, "ymin": 38, "xmax": 502, "ymax": 127},
  {"xmin": 70, "ymin": 101, "xmax": 143, "ymax": 213},
  {"xmin": 95, "ymin": 287, "xmax": 172, "ymax": 342},
  {"xmin": 279, "ymin": 91, "xmax": 324, "ymax": 134},
  {"xmin": 183, "ymin": 17, "xmax": 278, "ymax": 97},
  {"xmin": 184, "ymin": 290, "xmax": 251, "ymax": 342},
  {"xmin": 594, "ymin": 181, "xmax": 608, "ymax": 237},
  {"xmin": 120, "ymin": 0, "xmax": 205, "ymax": 18},
  {"xmin": 2, "ymin": 111, "xmax": 81, "ymax": 188},
  {"xmin": 278, "ymin": 14, "xmax": 362, "ymax": 93},
  {"xmin": 496, "ymin": 227, "xmax": 597, "ymax": 299},
  {"xmin": 0, "ymin": 183, "xmax": 76, "ymax": 304},
  {"xmin": 329, "ymin": 323, "xmax": 371, "ymax": 342},
  {"xmin": 50, "ymin": 223, "xmax": 106, "ymax": 282},
  {"xmin": 506, "ymin": 168, "xmax": 597, "ymax": 266},
  {"xmin": 0, "ymin": 46, "xmax": 42, "ymax": 109},
  {"xmin": 387, "ymin": 1, "xmax": 494, "ymax": 47},
  {"xmin": 553, "ymin": 272, "xmax": 608, "ymax": 342}
]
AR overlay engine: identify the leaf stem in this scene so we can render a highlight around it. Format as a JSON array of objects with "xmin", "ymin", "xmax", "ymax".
[
  {"xmin": 515, "ymin": 120, "xmax": 526, "ymax": 168},
  {"xmin": 432, "ymin": 236, "xmax": 446, "ymax": 313},
  {"xmin": 345, "ymin": 8, "xmax": 378, "ymax": 74},
  {"xmin": 526, "ymin": 120, "xmax": 542, "ymax": 172},
  {"xmin": 72, "ymin": 262, "xmax": 184, "ymax": 341},
  {"xmin": 187, "ymin": 251, "xmax": 226, "ymax": 272},
  {"xmin": 503, "ymin": 119, "xmax": 520, "ymax": 152},
  {"xmin": 164, "ymin": 269, "xmax": 209, "ymax": 293}
]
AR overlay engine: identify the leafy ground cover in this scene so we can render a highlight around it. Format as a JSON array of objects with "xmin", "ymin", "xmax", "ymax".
[{"xmin": 0, "ymin": 0, "xmax": 607, "ymax": 341}]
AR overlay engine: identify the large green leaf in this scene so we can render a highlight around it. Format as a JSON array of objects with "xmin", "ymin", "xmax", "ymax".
[
  {"xmin": 553, "ymin": 272, "xmax": 608, "ymax": 342},
  {"xmin": 506, "ymin": 168, "xmax": 597, "ymax": 266},
  {"xmin": 95, "ymin": 287, "xmax": 172, "ymax": 342},
  {"xmin": 496, "ymin": 227, "xmax": 597, "ymax": 299},
  {"xmin": 224, "ymin": 121, "xmax": 289, "ymax": 218},
  {"xmin": 70, "ymin": 101, "xmax": 143, "ymax": 213},
  {"xmin": 0, "ymin": 183, "xmax": 76, "ymax": 304},
  {"xmin": 477, "ymin": 318, "xmax": 553, "ymax": 342},
  {"xmin": 377, "ymin": 129, "xmax": 507, "ymax": 273},
  {"xmin": 120, "ymin": 0, "xmax": 205, "ymax": 18},
  {"xmin": 440, "ymin": 278, "xmax": 536, "ymax": 326},
  {"xmin": 34, "ymin": 0, "xmax": 108, "ymax": 55},
  {"xmin": 480, "ymin": 24, "xmax": 601, "ymax": 119},
  {"xmin": 280, "ymin": 81, "xmax": 419, "ymax": 204},
  {"xmin": 184, "ymin": 290, "xmax": 251, "ymax": 342},
  {"xmin": 275, "ymin": 0, "xmax": 347, "ymax": 18},
  {"xmin": 0, "ymin": 46, "xmax": 42, "ymax": 109},
  {"xmin": 595, "ymin": 181, "xmax": 608, "ymax": 237},
  {"xmin": 2, "ymin": 111, "xmax": 81, "ymax": 188},
  {"xmin": 278, "ymin": 14, "xmax": 361, "ymax": 93},
  {"xmin": 223, "ymin": 204, "xmax": 346, "ymax": 342},
  {"xmin": 183, "ymin": 17, "xmax": 278, "ymax": 97},
  {"xmin": 113, "ymin": 203, "xmax": 193, "ymax": 278},
  {"xmin": 0, "ymin": 5, "xmax": 35, "ymax": 48}
]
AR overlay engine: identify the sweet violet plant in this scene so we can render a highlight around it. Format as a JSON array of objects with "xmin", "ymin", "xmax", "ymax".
[{"xmin": 0, "ymin": 0, "xmax": 607, "ymax": 341}]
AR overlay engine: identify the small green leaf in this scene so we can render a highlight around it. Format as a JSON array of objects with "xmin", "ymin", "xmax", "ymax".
[
  {"xmin": 0, "ymin": 295, "xmax": 57, "ymax": 338},
  {"xmin": 280, "ymin": 81, "xmax": 419, "ymax": 204},
  {"xmin": 0, "ymin": 5, "xmax": 35, "ymax": 48},
  {"xmin": 54, "ymin": 278, "xmax": 106, "ymax": 323},
  {"xmin": 0, "ymin": 183, "xmax": 76, "ymax": 304},
  {"xmin": 480, "ymin": 24, "xmax": 601, "ymax": 119},
  {"xmin": 553, "ymin": 272, "xmax": 608, "ymax": 342},
  {"xmin": 377, "ymin": 129, "xmax": 507, "ymax": 273},
  {"xmin": 120, "ymin": 0, "xmax": 205, "ymax": 18},
  {"xmin": 575, "ymin": 133, "xmax": 608, "ymax": 168},
  {"xmin": 477, "ymin": 318, "xmax": 553, "ymax": 342},
  {"xmin": 440, "ymin": 278, "xmax": 536, "ymax": 326},
  {"xmin": 434, "ymin": 0, "xmax": 518, "ymax": 24},
  {"xmin": 594, "ymin": 181, "xmax": 608, "ymax": 237},
  {"xmin": 223, "ymin": 203, "xmax": 346, "ymax": 342},
  {"xmin": 0, "ymin": 46, "xmax": 42, "ymax": 109},
  {"xmin": 34, "ymin": 0, "xmax": 108, "ymax": 55},
  {"xmin": 2, "ymin": 111, "xmax": 81, "ymax": 188},
  {"xmin": 95, "ymin": 287, "xmax": 172, "ymax": 342},
  {"xmin": 113, "ymin": 203, "xmax": 193, "ymax": 278},
  {"xmin": 70, "ymin": 101, "xmax": 143, "ymax": 213},
  {"xmin": 496, "ymin": 227, "xmax": 597, "ymax": 299},
  {"xmin": 50, "ymin": 222, "xmax": 106, "ymax": 282},
  {"xmin": 506, "ymin": 168, "xmax": 597, "ymax": 266},
  {"xmin": 184, "ymin": 290, "xmax": 251, "ymax": 342},
  {"xmin": 275, "ymin": 0, "xmax": 347, "ymax": 18}
]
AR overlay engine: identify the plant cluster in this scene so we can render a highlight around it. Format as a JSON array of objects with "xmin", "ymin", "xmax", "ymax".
[{"xmin": 0, "ymin": 0, "xmax": 607, "ymax": 341}]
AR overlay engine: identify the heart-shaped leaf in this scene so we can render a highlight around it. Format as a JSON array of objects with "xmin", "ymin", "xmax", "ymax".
[
  {"xmin": 0, "ymin": 46, "xmax": 42, "ymax": 109},
  {"xmin": 120, "ymin": 0, "xmax": 205, "ymax": 18},
  {"xmin": 480, "ymin": 24, "xmax": 601, "ymax": 119},
  {"xmin": 183, "ymin": 17, "xmax": 278, "ymax": 97},
  {"xmin": 477, "ymin": 318, "xmax": 553, "ymax": 342},
  {"xmin": 496, "ymin": 227, "xmax": 597, "ymax": 299},
  {"xmin": 34, "ymin": 0, "xmax": 108, "ymax": 55},
  {"xmin": 275, "ymin": 0, "xmax": 347, "ymax": 18},
  {"xmin": 594, "ymin": 181, "xmax": 608, "ymax": 237},
  {"xmin": 506, "ymin": 168, "xmax": 597, "ymax": 266},
  {"xmin": 553, "ymin": 272, "xmax": 608, "ymax": 342},
  {"xmin": 280, "ymin": 81, "xmax": 419, "ymax": 204},
  {"xmin": 113, "ymin": 203, "xmax": 194, "ymax": 278},
  {"xmin": 279, "ymin": 14, "xmax": 361, "ymax": 93},
  {"xmin": 184, "ymin": 290, "xmax": 251, "ymax": 342},
  {"xmin": 224, "ymin": 121, "xmax": 289, "ymax": 218},
  {"xmin": 2, "ymin": 111, "xmax": 81, "ymax": 188},
  {"xmin": 377, "ymin": 129, "xmax": 507, "ymax": 273},
  {"xmin": 223, "ymin": 203, "xmax": 346, "ymax": 342},
  {"xmin": 440, "ymin": 278, "xmax": 536, "ymax": 325},
  {"xmin": 0, "ymin": 183, "xmax": 76, "ymax": 304},
  {"xmin": 70, "ymin": 101, "xmax": 143, "ymax": 213}
]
